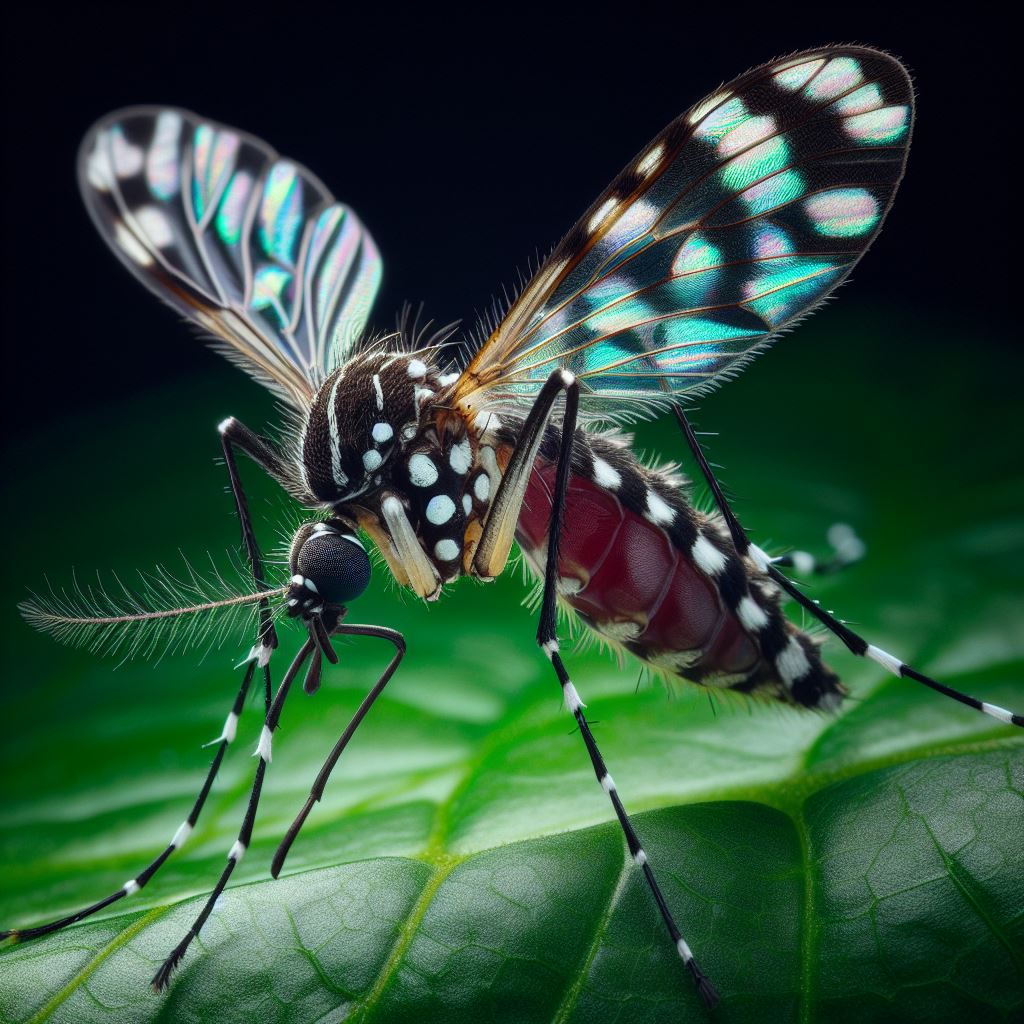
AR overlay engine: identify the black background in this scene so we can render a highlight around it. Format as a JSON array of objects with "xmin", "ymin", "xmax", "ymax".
[{"xmin": 0, "ymin": 6, "xmax": 1012, "ymax": 440}]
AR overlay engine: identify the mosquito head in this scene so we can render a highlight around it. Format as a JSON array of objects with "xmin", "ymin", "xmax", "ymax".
[
  {"xmin": 286, "ymin": 521, "xmax": 371, "ymax": 617},
  {"xmin": 301, "ymin": 350, "xmax": 445, "ymax": 505}
]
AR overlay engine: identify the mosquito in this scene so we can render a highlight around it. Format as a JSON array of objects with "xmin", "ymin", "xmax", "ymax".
[{"xmin": 4, "ymin": 45, "xmax": 1020, "ymax": 1006}]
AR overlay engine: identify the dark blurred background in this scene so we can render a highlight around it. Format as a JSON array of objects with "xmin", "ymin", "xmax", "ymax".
[{"xmin": 0, "ymin": 8, "xmax": 1013, "ymax": 434}]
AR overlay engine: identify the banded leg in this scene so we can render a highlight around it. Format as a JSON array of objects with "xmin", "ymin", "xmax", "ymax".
[
  {"xmin": 671, "ymin": 406, "xmax": 1022, "ymax": 728},
  {"xmin": 218, "ymin": 416, "xmax": 293, "ymax": 665},
  {"xmin": 772, "ymin": 523, "xmax": 866, "ymax": 576},
  {"xmin": 0, "ymin": 661, "xmax": 259, "ymax": 943},
  {"xmin": 271, "ymin": 624, "xmax": 406, "ymax": 878},
  {"xmin": 478, "ymin": 369, "xmax": 719, "ymax": 1008},
  {"xmin": 152, "ymin": 637, "xmax": 315, "ymax": 990}
]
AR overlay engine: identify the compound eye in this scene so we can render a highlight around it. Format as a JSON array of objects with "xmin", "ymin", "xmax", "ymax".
[{"xmin": 296, "ymin": 531, "xmax": 371, "ymax": 605}]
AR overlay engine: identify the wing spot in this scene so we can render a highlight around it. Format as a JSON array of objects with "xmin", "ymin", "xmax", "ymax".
[
  {"xmin": 587, "ymin": 197, "xmax": 618, "ymax": 233},
  {"xmin": 636, "ymin": 142, "xmax": 665, "ymax": 177}
]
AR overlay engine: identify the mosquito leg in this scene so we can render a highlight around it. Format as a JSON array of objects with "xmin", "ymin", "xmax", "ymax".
[
  {"xmin": 271, "ymin": 623, "xmax": 406, "ymax": 878},
  {"xmin": 218, "ymin": 417, "xmax": 293, "ymax": 667},
  {"xmin": 151, "ymin": 637, "xmax": 315, "ymax": 991},
  {"xmin": 526, "ymin": 377, "xmax": 719, "ymax": 1008},
  {"xmin": 0, "ymin": 661, "xmax": 259, "ymax": 944},
  {"xmin": 772, "ymin": 523, "xmax": 866, "ymax": 576},
  {"xmin": 671, "ymin": 406, "xmax": 1022, "ymax": 728}
]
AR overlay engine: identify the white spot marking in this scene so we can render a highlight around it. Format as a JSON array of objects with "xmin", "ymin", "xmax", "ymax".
[
  {"xmin": 688, "ymin": 89, "xmax": 732, "ymax": 125},
  {"xmin": 113, "ymin": 221, "xmax": 153, "ymax": 266},
  {"xmin": 737, "ymin": 596, "xmax": 769, "ymax": 632},
  {"xmin": 777, "ymin": 637, "xmax": 812, "ymax": 686},
  {"xmin": 123, "ymin": 879, "xmax": 141, "ymax": 896},
  {"xmin": 818, "ymin": 691, "xmax": 844, "ymax": 713},
  {"xmin": 433, "ymin": 538, "xmax": 460, "ymax": 561},
  {"xmin": 257, "ymin": 644, "xmax": 273, "ymax": 668},
  {"xmin": 677, "ymin": 938, "xmax": 694, "ymax": 963},
  {"xmin": 372, "ymin": 422, "xmax": 394, "ymax": 443},
  {"xmin": 362, "ymin": 449, "xmax": 383, "ymax": 472},
  {"xmin": 473, "ymin": 473, "xmax": 491, "ymax": 502},
  {"xmin": 438, "ymin": 371, "xmax": 460, "ymax": 386},
  {"xmin": 645, "ymin": 489, "xmax": 676, "ymax": 525},
  {"xmin": 591, "ymin": 457, "xmax": 621, "ymax": 489},
  {"xmin": 414, "ymin": 386, "xmax": 434, "ymax": 407},
  {"xmin": 171, "ymin": 821, "xmax": 193, "ymax": 849},
  {"xmin": 135, "ymin": 205, "xmax": 174, "ymax": 248},
  {"xmin": 218, "ymin": 710, "xmax": 239, "ymax": 745},
  {"xmin": 828, "ymin": 522, "xmax": 867, "ymax": 564},
  {"xmin": 303, "ymin": 577, "xmax": 319, "ymax": 593},
  {"xmin": 449, "ymin": 439, "xmax": 472, "ymax": 474},
  {"xmin": 692, "ymin": 535, "xmax": 727, "ymax": 575},
  {"xmin": 633, "ymin": 849, "xmax": 648, "ymax": 868},
  {"xmin": 749, "ymin": 543, "xmax": 772, "ymax": 572},
  {"xmin": 217, "ymin": 417, "xmax": 235, "ymax": 435},
  {"xmin": 426, "ymin": 494, "xmax": 456, "ymax": 525},
  {"xmin": 462, "ymin": 494, "xmax": 472, "ymax": 515},
  {"xmin": 473, "ymin": 411, "xmax": 503, "ymax": 436},
  {"xmin": 791, "ymin": 550, "xmax": 816, "ymax": 574},
  {"xmin": 588, "ymin": 197, "xmax": 618, "ymax": 233},
  {"xmin": 110, "ymin": 130, "xmax": 144, "ymax": 176},
  {"xmin": 557, "ymin": 576, "xmax": 583, "ymax": 596},
  {"xmin": 563, "ymin": 681, "xmax": 585, "ymax": 713},
  {"xmin": 407, "ymin": 358, "xmax": 427, "ymax": 379},
  {"xmin": 401, "ymin": 423, "xmax": 418, "ymax": 441},
  {"xmin": 372, "ymin": 373, "xmax": 384, "ymax": 410},
  {"xmin": 637, "ymin": 142, "xmax": 664, "ymax": 177},
  {"xmin": 85, "ymin": 138, "xmax": 113, "ymax": 191},
  {"xmin": 981, "ymin": 702, "xmax": 1015, "ymax": 725},
  {"xmin": 291, "ymin": 574, "xmax": 305, "ymax": 586},
  {"xmin": 255, "ymin": 725, "xmax": 273, "ymax": 762},
  {"xmin": 559, "ymin": 369, "xmax": 576, "ymax": 387},
  {"xmin": 866, "ymin": 644, "xmax": 903, "ymax": 677},
  {"xmin": 600, "ymin": 773, "xmax": 616, "ymax": 794},
  {"xmin": 408, "ymin": 453, "xmax": 439, "ymax": 487},
  {"xmin": 228, "ymin": 839, "xmax": 247, "ymax": 863},
  {"xmin": 542, "ymin": 639, "xmax": 559, "ymax": 658}
]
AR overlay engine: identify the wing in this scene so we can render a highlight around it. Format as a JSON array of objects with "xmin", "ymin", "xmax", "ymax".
[
  {"xmin": 79, "ymin": 107, "xmax": 381, "ymax": 407},
  {"xmin": 453, "ymin": 46, "xmax": 913, "ymax": 420}
]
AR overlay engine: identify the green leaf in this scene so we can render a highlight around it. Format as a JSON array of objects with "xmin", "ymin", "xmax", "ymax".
[{"xmin": 1, "ymin": 308, "xmax": 1022, "ymax": 1022}]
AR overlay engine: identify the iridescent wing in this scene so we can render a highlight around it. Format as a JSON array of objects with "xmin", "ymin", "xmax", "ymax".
[
  {"xmin": 79, "ymin": 107, "xmax": 381, "ymax": 407},
  {"xmin": 453, "ymin": 46, "xmax": 913, "ymax": 419}
]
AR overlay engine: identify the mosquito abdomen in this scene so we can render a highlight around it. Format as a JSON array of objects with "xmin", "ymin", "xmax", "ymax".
[{"xmin": 514, "ymin": 430, "xmax": 844, "ymax": 711}]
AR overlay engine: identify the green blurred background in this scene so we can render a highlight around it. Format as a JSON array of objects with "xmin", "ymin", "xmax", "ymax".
[{"xmin": 1, "ymin": 8, "xmax": 1020, "ymax": 1022}]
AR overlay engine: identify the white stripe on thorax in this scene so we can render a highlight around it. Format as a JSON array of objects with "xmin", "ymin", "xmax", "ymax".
[{"xmin": 327, "ymin": 375, "xmax": 348, "ymax": 488}]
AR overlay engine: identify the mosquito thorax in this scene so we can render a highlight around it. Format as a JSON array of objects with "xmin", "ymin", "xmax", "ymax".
[
  {"xmin": 300, "ymin": 350, "xmax": 445, "ymax": 505},
  {"xmin": 286, "ymin": 521, "xmax": 370, "ymax": 615}
]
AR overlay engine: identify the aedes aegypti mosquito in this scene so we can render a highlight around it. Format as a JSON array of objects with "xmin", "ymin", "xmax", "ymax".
[{"xmin": 4, "ymin": 45, "xmax": 1021, "ymax": 1006}]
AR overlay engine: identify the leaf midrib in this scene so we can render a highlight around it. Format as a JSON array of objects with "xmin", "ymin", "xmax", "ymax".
[{"xmin": 16, "ymin": 727, "xmax": 1018, "ymax": 1023}]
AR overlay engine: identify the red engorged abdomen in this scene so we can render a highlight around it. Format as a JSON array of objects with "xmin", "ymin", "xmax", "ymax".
[{"xmin": 515, "ymin": 459, "xmax": 759, "ymax": 678}]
